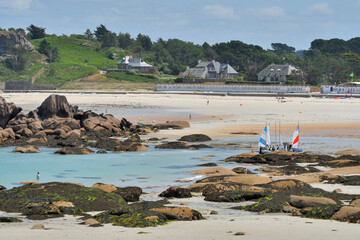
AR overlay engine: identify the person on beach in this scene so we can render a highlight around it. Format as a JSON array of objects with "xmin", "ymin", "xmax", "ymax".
[
  {"xmin": 207, "ymin": 100, "xmax": 209, "ymax": 105},
  {"xmin": 36, "ymin": 172, "xmax": 40, "ymax": 179},
  {"xmin": 189, "ymin": 114, "xmax": 192, "ymax": 120}
]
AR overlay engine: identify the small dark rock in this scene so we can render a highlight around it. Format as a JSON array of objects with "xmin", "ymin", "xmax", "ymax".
[
  {"xmin": 113, "ymin": 186, "xmax": 143, "ymax": 202},
  {"xmin": 155, "ymin": 142, "xmax": 189, "ymax": 149},
  {"xmin": 54, "ymin": 147, "xmax": 94, "ymax": 155},
  {"xmin": 0, "ymin": 217, "xmax": 22, "ymax": 222},
  {"xmin": 197, "ymin": 163, "xmax": 217, "ymax": 167},
  {"xmin": 96, "ymin": 150, "xmax": 107, "ymax": 154},
  {"xmin": 159, "ymin": 186, "xmax": 192, "ymax": 198}
]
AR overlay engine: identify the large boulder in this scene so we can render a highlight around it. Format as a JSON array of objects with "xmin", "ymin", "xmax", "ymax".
[
  {"xmin": 0, "ymin": 31, "xmax": 35, "ymax": 54},
  {"xmin": 289, "ymin": 195, "xmax": 337, "ymax": 208},
  {"xmin": 28, "ymin": 121, "xmax": 43, "ymax": 133},
  {"xmin": 37, "ymin": 95, "xmax": 78, "ymax": 120},
  {"xmin": 350, "ymin": 199, "xmax": 360, "ymax": 208},
  {"xmin": 332, "ymin": 206, "xmax": 360, "ymax": 221},
  {"xmin": 0, "ymin": 96, "xmax": 22, "ymax": 129},
  {"xmin": 179, "ymin": 134, "xmax": 212, "ymax": 142}
]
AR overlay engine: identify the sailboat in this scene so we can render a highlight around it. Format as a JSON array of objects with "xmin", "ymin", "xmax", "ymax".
[
  {"xmin": 258, "ymin": 123, "xmax": 271, "ymax": 153},
  {"xmin": 290, "ymin": 123, "xmax": 303, "ymax": 152}
]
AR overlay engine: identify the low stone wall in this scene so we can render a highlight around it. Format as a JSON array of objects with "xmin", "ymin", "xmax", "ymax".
[
  {"xmin": 182, "ymin": 79, "xmax": 226, "ymax": 84},
  {"xmin": 157, "ymin": 84, "xmax": 310, "ymax": 93},
  {"xmin": 5, "ymin": 81, "xmax": 32, "ymax": 90}
]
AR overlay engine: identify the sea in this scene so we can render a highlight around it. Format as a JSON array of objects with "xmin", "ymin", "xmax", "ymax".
[{"xmin": 1, "ymin": 136, "xmax": 359, "ymax": 191}]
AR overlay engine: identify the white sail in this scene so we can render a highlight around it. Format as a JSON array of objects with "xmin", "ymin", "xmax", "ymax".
[
  {"xmin": 258, "ymin": 125, "xmax": 268, "ymax": 147},
  {"xmin": 291, "ymin": 124, "xmax": 300, "ymax": 149},
  {"xmin": 266, "ymin": 123, "xmax": 271, "ymax": 146}
]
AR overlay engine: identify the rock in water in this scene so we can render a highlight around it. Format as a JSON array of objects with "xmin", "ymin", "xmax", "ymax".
[
  {"xmin": 0, "ymin": 31, "xmax": 35, "ymax": 54},
  {"xmin": 54, "ymin": 147, "xmax": 94, "ymax": 155},
  {"xmin": 13, "ymin": 146, "xmax": 40, "ymax": 153},
  {"xmin": 37, "ymin": 95, "xmax": 77, "ymax": 120},
  {"xmin": 0, "ymin": 96, "xmax": 22, "ymax": 128},
  {"xmin": 179, "ymin": 134, "xmax": 212, "ymax": 142}
]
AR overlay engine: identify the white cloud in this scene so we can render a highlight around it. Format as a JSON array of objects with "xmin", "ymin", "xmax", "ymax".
[
  {"xmin": 0, "ymin": 0, "xmax": 33, "ymax": 11},
  {"xmin": 308, "ymin": 3, "xmax": 333, "ymax": 15},
  {"xmin": 204, "ymin": 5, "xmax": 237, "ymax": 19},
  {"xmin": 258, "ymin": 6, "xmax": 285, "ymax": 17}
]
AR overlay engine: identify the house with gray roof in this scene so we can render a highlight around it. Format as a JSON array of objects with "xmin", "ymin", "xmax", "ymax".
[
  {"xmin": 183, "ymin": 60, "xmax": 238, "ymax": 80},
  {"xmin": 117, "ymin": 56, "xmax": 154, "ymax": 73},
  {"xmin": 257, "ymin": 63, "xmax": 299, "ymax": 83}
]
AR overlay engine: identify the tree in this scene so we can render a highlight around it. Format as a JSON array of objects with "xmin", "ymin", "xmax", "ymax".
[
  {"xmin": 84, "ymin": 29, "xmax": 94, "ymax": 40},
  {"xmin": 136, "ymin": 33, "xmax": 152, "ymax": 51},
  {"xmin": 27, "ymin": 24, "xmax": 46, "ymax": 39},
  {"xmin": 100, "ymin": 32, "xmax": 117, "ymax": 48},
  {"xmin": 94, "ymin": 24, "xmax": 110, "ymax": 41},
  {"xmin": 15, "ymin": 28, "xmax": 26, "ymax": 35},
  {"xmin": 38, "ymin": 39, "xmax": 59, "ymax": 62},
  {"xmin": 118, "ymin": 32, "xmax": 133, "ymax": 49},
  {"xmin": 271, "ymin": 43, "xmax": 295, "ymax": 56},
  {"xmin": 5, "ymin": 47, "xmax": 30, "ymax": 71}
]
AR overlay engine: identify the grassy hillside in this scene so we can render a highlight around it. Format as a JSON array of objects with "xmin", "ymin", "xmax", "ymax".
[
  {"xmin": 30, "ymin": 35, "xmax": 119, "ymax": 86},
  {"xmin": 0, "ymin": 34, "xmax": 176, "ymax": 89}
]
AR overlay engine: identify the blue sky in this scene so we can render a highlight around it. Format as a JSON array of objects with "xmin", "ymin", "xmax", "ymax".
[{"xmin": 1, "ymin": 0, "xmax": 360, "ymax": 50}]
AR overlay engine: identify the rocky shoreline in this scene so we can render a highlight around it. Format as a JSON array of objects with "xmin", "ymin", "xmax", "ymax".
[{"xmin": 1, "ymin": 94, "xmax": 360, "ymax": 228}]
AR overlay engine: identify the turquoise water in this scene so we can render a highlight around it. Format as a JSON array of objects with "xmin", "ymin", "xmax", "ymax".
[{"xmin": 0, "ymin": 146, "xmax": 251, "ymax": 190}]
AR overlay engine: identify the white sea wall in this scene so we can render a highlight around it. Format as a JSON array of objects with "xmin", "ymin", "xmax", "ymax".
[
  {"xmin": 321, "ymin": 85, "xmax": 360, "ymax": 94},
  {"xmin": 157, "ymin": 84, "xmax": 310, "ymax": 93}
]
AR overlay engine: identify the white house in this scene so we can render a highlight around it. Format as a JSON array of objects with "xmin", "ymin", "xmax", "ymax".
[
  {"xmin": 117, "ymin": 56, "xmax": 154, "ymax": 73},
  {"xmin": 257, "ymin": 63, "xmax": 299, "ymax": 83},
  {"xmin": 183, "ymin": 60, "xmax": 238, "ymax": 80}
]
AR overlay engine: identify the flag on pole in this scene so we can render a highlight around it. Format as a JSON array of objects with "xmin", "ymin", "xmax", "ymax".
[{"xmin": 350, "ymin": 73, "xmax": 354, "ymax": 77}]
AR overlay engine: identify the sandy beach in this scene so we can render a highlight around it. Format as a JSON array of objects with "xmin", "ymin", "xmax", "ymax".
[
  {"xmin": 1, "ymin": 92, "xmax": 360, "ymax": 240},
  {"xmin": 3, "ymin": 92, "xmax": 360, "ymax": 140}
]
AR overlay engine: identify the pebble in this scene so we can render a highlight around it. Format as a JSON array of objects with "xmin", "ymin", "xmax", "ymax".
[
  {"xmin": 31, "ymin": 224, "xmax": 45, "ymax": 230},
  {"xmin": 210, "ymin": 210, "xmax": 218, "ymax": 215},
  {"xmin": 234, "ymin": 232, "xmax": 245, "ymax": 236}
]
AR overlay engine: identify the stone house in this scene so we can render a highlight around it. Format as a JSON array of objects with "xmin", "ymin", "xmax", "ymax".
[
  {"xmin": 117, "ymin": 56, "xmax": 154, "ymax": 73},
  {"xmin": 257, "ymin": 63, "xmax": 299, "ymax": 83},
  {"xmin": 183, "ymin": 60, "xmax": 238, "ymax": 80}
]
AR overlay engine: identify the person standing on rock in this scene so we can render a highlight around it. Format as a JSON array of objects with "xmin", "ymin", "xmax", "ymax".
[{"xmin": 36, "ymin": 172, "xmax": 40, "ymax": 180}]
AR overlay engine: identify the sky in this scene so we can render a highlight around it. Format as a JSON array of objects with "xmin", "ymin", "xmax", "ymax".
[{"xmin": 1, "ymin": 0, "xmax": 360, "ymax": 50}]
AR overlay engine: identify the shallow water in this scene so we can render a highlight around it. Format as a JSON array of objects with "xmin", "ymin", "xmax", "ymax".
[
  {"xmin": 214, "ymin": 136, "xmax": 360, "ymax": 155},
  {"xmin": 0, "ymin": 146, "xmax": 255, "ymax": 190}
]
